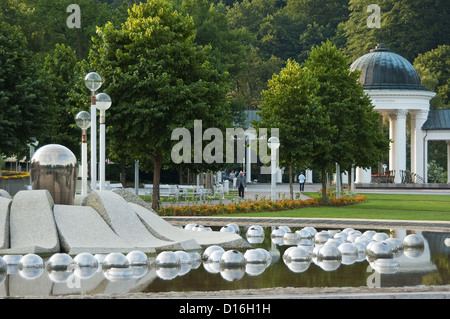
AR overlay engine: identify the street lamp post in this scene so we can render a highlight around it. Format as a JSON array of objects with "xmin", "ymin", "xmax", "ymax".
[
  {"xmin": 95, "ymin": 92, "xmax": 112, "ymax": 191},
  {"xmin": 84, "ymin": 72, "xmax": 103, "ymax": 190},
  {"xmin": 268, "ymin": 136, "xmax": 280, "ymax": 201},
  {"xmin": 76, "ymin": 111, "xmax": 91, "ymax": 196}
]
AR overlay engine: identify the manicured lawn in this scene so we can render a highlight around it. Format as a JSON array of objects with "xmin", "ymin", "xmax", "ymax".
[{"xmin": 216, "ymin": 193, "xmax": 450, "ymax": 221}]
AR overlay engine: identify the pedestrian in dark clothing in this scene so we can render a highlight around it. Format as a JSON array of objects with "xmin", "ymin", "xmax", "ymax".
[{"xmin": 237, "ymin": 171, "xmax": 246, "ymax": 198}]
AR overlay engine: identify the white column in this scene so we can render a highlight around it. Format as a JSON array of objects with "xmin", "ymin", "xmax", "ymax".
[
  {"xmin": 99, "ymin": 110, "xmax": 106, "ymax": 190},
  {"xmin": 90, "ymin": 101, "xmax": 97, "ymax": 190},
  {"xmin": 355, "ymin": 167, "xmax": 372, "ymax": 184},
  {"xmin": 388, "ymin": 112, "xmax": 397, "ymax": 174},
  {"xmin": 306, "ymin": 169, "xmax": 313, "ymax": 183},
  {"xmin": 411, "ymin": 110, "xmax": 428, "ymax": 180},
  {"xmin": 394, "ymin": 110, "xmax": 407, "ymax": 183}
]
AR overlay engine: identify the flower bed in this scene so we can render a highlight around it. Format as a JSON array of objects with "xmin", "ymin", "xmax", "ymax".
[
  {"xmin": 157, "ymin": 195, "xmax": 366, "ymax": 216},
  {"xmin": 0, "ymin": 171, "xmax": 30, "ymax": 195},
  {"xmin": 0, "ymin": 171, "xmax": 30, "ymax": 180}
]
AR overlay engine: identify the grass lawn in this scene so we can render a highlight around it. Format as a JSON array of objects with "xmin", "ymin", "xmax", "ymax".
[{"xmin": 216, "ymin": 193, "xmax": 450, "ymax": 222}]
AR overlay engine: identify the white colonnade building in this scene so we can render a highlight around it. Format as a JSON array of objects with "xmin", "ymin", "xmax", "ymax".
[{"xmin": 350, "ymin": 44, "xmax": 438, "ymax": 184}]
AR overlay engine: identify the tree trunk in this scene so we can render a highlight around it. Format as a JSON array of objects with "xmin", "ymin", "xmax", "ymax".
[
  {"xmin": 289, "ymin": 163, "xmax": 293, "ymax": 200},
  {"xmin": 151, "ymin": 152, "xmax": 163, "ymax": 211},
  {"xmin": 321, "ymin": 167, "xmax": 327, "ymax": 201}
]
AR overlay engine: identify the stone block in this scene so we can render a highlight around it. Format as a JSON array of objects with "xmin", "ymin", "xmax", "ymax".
[
  {"xmin": 53, "ymin": 204, "xmax": 143, "ymax": 254},
  {"xmin": 85, "ymin": 191, "xmax": 186, "ymax": 251},
  {"xmin": 0, "ymin": 196, "xmax": 11, "ymax": 249},
  {"xmin": 7, "ymin": 190, "xmax": 60, "ymax": 254}
]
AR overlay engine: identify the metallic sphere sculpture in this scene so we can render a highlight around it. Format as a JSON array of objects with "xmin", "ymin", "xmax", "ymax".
[
  {"xmin": 47, "ymin": 253, "xmax": 74, "ymax": 271},
  {"xmin": 155, "ymin": 251, "xmax": 180, "ymax": 267},
  {"xmin": 126, "ymin": 250, "xmax": 149, "ymax": 267},
  {"xmin": 219, "ymin": 250, "xmax": 245, "ymax": 267},
  {"xmin": 244, "ymin": 249, "xmax": 266, "ymax": 264},
  {"xmin": 314, "ymin": 230, "xmax": 332, "ymax": 245},
  {"xmin": 402, "ymin": 234, "xmax": 424, "ymax": 249},
  {"xmin": 202, "ymin": 245, "xmax": 225, "ymax": 260}
]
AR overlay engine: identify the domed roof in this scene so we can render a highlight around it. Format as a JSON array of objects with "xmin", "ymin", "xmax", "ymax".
[{"xmin": 350, "ymin": 44, "xmax": 425, "ymax": 90}]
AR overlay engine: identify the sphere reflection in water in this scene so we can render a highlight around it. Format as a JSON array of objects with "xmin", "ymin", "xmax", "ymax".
[
  {"xmin": 338, "ymin": 243, "xmax": 358, "ymax": 265},
  {"xmin": 18, "ymin": 254, "xmax": 44, "ymax": 279},
  {"xmin": 47, "ymin": 253, "xmax": 75, "ymax": 283},
  {"xmin": 317, "ymin": 245, "xmax": 342, "ymax": 271},
  {"xmin": 370, "ymin": 258, "xmax": 400, "ymax": 274},
  {"xmin": 220, "ymin": 266, "xmax": 245, "ymax": 281},
  {"xmin": 175, "ymin": 251, "xmax": 192, "ymax": 276}
]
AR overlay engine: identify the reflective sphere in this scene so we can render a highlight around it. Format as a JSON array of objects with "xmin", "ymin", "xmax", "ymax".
[
  {"xmin": 174, "ymin": 251, "xmax": 192, "ymax": 265},
  {"xmin": 73, "ymin": 252, "xmax": 98, "ymax": 279},
  {"xmin": 18, "ymin": 254, "xmax": 44, "ymax": 279},
  {"xmin": 94, "ymin": 253, "xmax": 107, "ymax": 265},
  {"xmin": 245, "ymin": 263, "xmax": 266, "ymax": 276},
  {"xmin": 296, "ymin": 228, "xmax": 313, "ymax": 240},
  {"xmin": 372, "ymin": 232, "xmax": 389, "ymax": 242},
  {"xmin": 279, "ymin": 226, "xmax": 291, "ymax": 232},
  {"xmin": 220, "ymin": 225, "xmax": 236, "ymax": 233},
  {"xmin": 402, "ymin": 234, "xmax": 424, "ymax": 248},
  {"xmin": 284, "ymin": 247, "xmax": 311, "ymax": 262},
  {"xmin": 226, "ymin": 223, "xmax": 240, "ymax": 234},
  {"xmin": 366, "ymin": 241, "xmax": 394, "ymax": 259},
  {"xmin": 324, "ymin": 238, "xmax": 343, "ymax": 247},
  {"xmin": 185, "ymin": 223, "xmax": 198, "ymax": 230},
  {"xmin": 317, "ymin": 245, "xmax": 342, "ymax": 261},
  {"xmin": 47, "ymin": 253, "xmax": 74, "ymax": 271},
  {"xmin": 318, "ymin": 259, "xmax": 341, "ymax": 271},
  {"xmin": 383, "ymin": 238, "xmax": 404, "ymax": 255},
  {"xmin": 103, "ymin": 252, "xmax": 129, "ymax": 269},
  {"xmin": 219, "ymin": 250, "xmax": 245, "ymax": 267},
  {"xmin": 207, "ymin": 249, "xmax": 225, "ymax": 263},
  {"xmin": 126, "ymin": 251, "xmax": 149, "ymax": 267},
  {"xmin": 156, "ymin": 265, "xmax": 180, "ymax": 280},
  {"xmin": 303, "ymin": 226, "xmax": 317, "ymax": 236},
  {"xmin": 314, "ymin": 230, "xmax": 332, "ymax": 245},
  {"xmin": 283, "ymin": 232, "xmax": 300, "ymax": 245},
  {"xmin": 363, "ymin": 230, "xmax": 377, "ymax": 239},
  {"xmin": 155, "ymin": 251, "xmax": 180, "ymax": 267},
  {"xmin": 255, "ymin": 248, "xmax": 272, "ymax": 266},
  {"xmin": 84, "ymin": 72, "xmax": 103, "ymax": 91},
  {"xmin": 338, "ymin": 243, "xmax": 358, "ymax": 265},
  {"xmin": 75, "ymin": 111, "xmax": 91, "ymax": 130},
  {"xmin": 202, "ymin": 245, "xmax": 225, "ymax": 260},
  {"xmin": 271, "ymin": 227, "xmax": 287, "ymax": 237},
  {"xmin": 285, "ymin": 260, "xmax": 311, "ymax": 273},
  {"xmin": 334, "ymin": 232, "xmax": 348, "ymax": 242},
  {"xmin": 297, "ymin": 240, "xmax": 314, "ymax": 254},
  {"xmin": 244, "ymin": 249, "xmax": 266, "ymax": 264},
  {"xmin": 246, "ymin": 226, "xmax": 264, "ymax": 237},
  {"xmin": 189, "ymin": 252, "xmax": 202, "ymax": 269},
  {"xmin": 2, "ymin": 254, "xmax": 22, "ymax": 265},
  {"xmin": 104, "ymin": 267, "xmax": 134, "ymax": 281}
]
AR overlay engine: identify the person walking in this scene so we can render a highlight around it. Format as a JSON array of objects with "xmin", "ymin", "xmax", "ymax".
[
  {"xmin": 237, "ymin": 171, "xmax": 246, "ymax": 198},
  {"xmin": 229, "ymin": 170, "xmax": 236, "ymax": 190},
  {"xmin": 298, "ymin": 172, "xmax": 306, "ymax": 192}
]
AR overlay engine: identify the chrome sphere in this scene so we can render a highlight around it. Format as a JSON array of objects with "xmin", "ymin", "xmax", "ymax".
[
  {"xmin": 341, "ymin": 227, "xmax": 355, "ymax": 234},
  {"xmin": 174, "ymin": 251, "xmax": 192, "ymax": 265},
  {"xmin": 372, "ymin": 232, "xmax": 389, "ymax": 242},
  {"xmin": 94, "ymin": 253, "xmax": 107, "ymax": 265},
  {"xmin": 283, "ymin": 232, "xmax": 300, "ymax": 245},
  {"xmin": 126, "ymin": 250, "xmax": 149, "ymax": 267},
  {"xmin": 334, "ymin": 232, "xmax": 348, "ymax": 242},
  {"xmin": 317, "ymin": 245, "xmax": 342, "ymax": 261},
  {"xmin": 338, "ymin": 243, "xmax": 358, "ymax": 265},
  {"xmin": 279, "ymin": 226, "xmax": 291, "ymax": 232},
  {"xmin": 104, "ymin": 267, "xmax": 134, "ymax": 281},
  {"xmin": 362, "ymin": 230, "xmax": 377, "ymax": 239},
  {"xmin": 207, "ymin": 249, "xmax": 225, "ymax": 263},
  {"xmin": 318, "ymin": 259, "xmax": 341, "ymax": 271},
  {"xmin": 245, "ymin": 263, "xmax": 266, "ymax": 276},
  {"xmin": 324, "ymin": 238, "xmax": 343, "ymax": 247},
  {"xmin": 73, "ymin": 252, "xmax": 98, "ymax": 279},
  {"xmin": 189, "ymin": 252, "xmax": 202, "ymax": 269},
  {"xmin": 303, "ymin": 226, "xmax": 317, "ymax": 236},
  {"xmin": 366, "ymin": 241, "xmax": 394, "ymax": 259},
  {"xmin": 47, "ymin": 253, "xmax": 74, "ymax": 271},
  {"xmin": 184, "ymin": 223, "xmax": 198, "ymax": 230},
  {"xmin": 346, "ymin": 233, "xmax": 360, "ymax": 243},
  {"xmin": 256, "ymin": 248, "xmax": 272, "ymax": 266},
  {"xmin": 156, "ymin": 265, "xmax": 180, "ymax": 280},
  {"xmin": 19, "ymin": 253, "xmax": 44, "ymax": 268},
  {"xmin": 296, "ymin": 228, "xmax": 313, "ymax": 240},
  {"xmin": 244, "ymin": 249, "xmax": 266, "ymax": 264},
  {"xmin": 284, "ymin": 247, "xmax": 311, "ymax": 262},
  {"xmin": 297, "ymin": 240, "xmax": 314, "ymax": 254},
  {"xmin": 314, "ymin": 230, "xmax": 332, "ymax": 245},
  {"xmin": 402, "ymin": 234, "xmax": 424, "ymax": 249},
  {"xmin": 246, "ymin": 226, "xmax": 264, "ymax": 238},
  {"xmin": 220, "ymin": 225, "xmax": 236, "ymax": 233},
  {"xmin": 219, "ymin": 250, "xmax": 245, "ymax": 267},
  {"xmin": 18, "ymin": 254, "xmax": 44, "ymax": 279},
  {"xmin": 226, "ymin": 223, "xmax": 240, "ymax": 234},
  {"xmin": 103, "ymin": 252, "xmax": 129, "ymax": 269},
  {"xmin": 155, "ymin": 251, "xmax": 180, "ymax": 267},
  {"xmin": 202, "ymin": 245, "xmax": 225, "ymax": 260},
  {"xmin": 383, "ymin": 238, "xmax": 404, "ymax": 255},
  {"xmin": 271, "ymin": 227, "xmax": 287, "ymax": 237},
  {"xmin": 2, "ymin": 254, "xmax": 22, "ymax": 266}
]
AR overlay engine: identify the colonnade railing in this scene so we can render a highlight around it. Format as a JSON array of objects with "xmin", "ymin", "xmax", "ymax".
[{"xmin": 371, "ymin": 170, "xmax": 424, "ymax": 184}]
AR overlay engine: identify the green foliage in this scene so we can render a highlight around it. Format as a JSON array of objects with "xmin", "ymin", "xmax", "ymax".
[
  {"xmin": 89, "ymin": 0, "xmax": 232, "ymax": 209},
  {"xmin": 0, "ymin": 21, "xmax": 48, "ymax": 157},
  {"xmin": 427, "ymin": 160, "xmax": 447, "ymax": 183}
]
